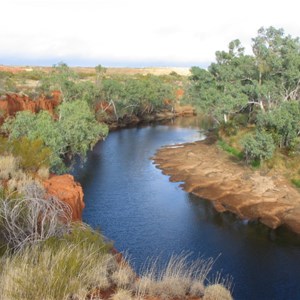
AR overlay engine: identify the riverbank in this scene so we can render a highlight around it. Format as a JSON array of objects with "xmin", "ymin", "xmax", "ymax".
[{"xmin": 153, "ymin": 137, "xmax": 300, "ymax": 234}]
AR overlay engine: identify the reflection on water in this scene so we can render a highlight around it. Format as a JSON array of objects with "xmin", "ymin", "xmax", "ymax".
[
  {"xmin": 75, "ymin": 117, "xmax": 300, "ymax": 300},
  {"xmin": 188, "ymin": 193, "xmax": 300, "ymax": 246}
]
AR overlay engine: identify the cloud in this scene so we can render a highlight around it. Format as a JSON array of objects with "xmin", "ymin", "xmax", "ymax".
[{"xmin": 0, "ymin": 0, "xmax": 299, "ymax": 66}]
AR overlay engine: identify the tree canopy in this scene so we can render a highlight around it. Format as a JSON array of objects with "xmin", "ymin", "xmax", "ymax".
[
  {"xmin": 185, "ymin": 26, "xmax": 300, "ymax": 163},
  {"xmin": 2, "ymin": 101, "xmax": 108, "ymax": 173}
]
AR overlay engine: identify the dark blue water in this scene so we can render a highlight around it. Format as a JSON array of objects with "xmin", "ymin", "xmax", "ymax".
[{"xmin": 75, "ymin": 118, "xmax": 300, "ymax": 300}]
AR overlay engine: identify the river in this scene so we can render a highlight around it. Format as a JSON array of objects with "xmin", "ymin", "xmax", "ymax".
[{"xmin": 74, "ymin": 117, "xmax": 300, "ymax": 300}]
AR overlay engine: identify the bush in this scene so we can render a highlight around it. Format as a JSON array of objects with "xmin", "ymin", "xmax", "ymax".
[
  {"xmin": 221, "ymin": 120, "xmax": 239, "ymax": 136},
  {"xmin": 0, "ymin": 136, "xmax": 51, "ymax": 174},
  {"xmin": 10, "ymin": 138, "xmax": 51, "ymax": 172},
  {"xmin": 242, "ymin": 130, "xmax": 275, "ymax": 163},
  {"xmin": 0, "ymin": 184, "xmax": 71, "ymax": 250}
]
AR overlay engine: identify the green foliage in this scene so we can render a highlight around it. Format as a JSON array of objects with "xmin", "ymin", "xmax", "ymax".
[
  {"xmin": 186, "ymin": 26, "xmax": 300, "ymax": 165},
  {"xmin": 187, "ymin": 27, "xmax": 300, "ymax": 124},
  {"xmin": 242, "ymin": 130, "xmax": 275, "ymax": 163},
  {"xmin": 58, "ymin": 100, "xmax": 108, "ymax": 158},
  {"xmin": 10, "ymin": 138, "xmax": 51, "ymax": 172},
  {"xmin": 0, "ymin": 137, "xmax": 51, "ymax": 173},
  {"xmin": 220, "ymin": 120, "xmax": 239, "ymax": 136},
  {"xmin": 99, "ymin": 74, "xmax": 175, "ymax": 119},
  {"xmin": 256, "ymin": 101, "xmax": 300, "ymax": 149},
  {"xmin": 2, "ymin": 101, "xmax": 108, "ymax": 173},
  {"xmin": 217, "ymin": 140, "xmax": 243, "ymax": 159},
  {"xmin": 2, "ymin": 111, "xmax": 65, "ymax": 172},
  {"xmin": 291, "ymin": 178, "xmax": 300, "ymax": 188},
  {"xmin": 38, "ymin": 62, "xmax": 79, "ymax": 101}
]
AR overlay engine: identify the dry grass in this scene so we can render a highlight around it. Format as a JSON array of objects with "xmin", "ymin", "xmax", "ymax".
[
  {"xmin": 0, "ymin": 240, "xmax": 232, "ymax": 300},
  {"xmin": 37, "ymin": 166, "xmax": 50, "ymax": 179},
  {"xmin": 189, "ymin": 280, "xmax": 205, "ymax": 297},
  {"xmin": 0, "ymin": 236, "xmax": 115, "ymax": 300},
  {"xmin": 203, "ymin": 284, "xmax": 233, "ymax": 300},
  {"xmin": 7, "ymin": 172, "xmax": 42, "ymax": 194},
  {"xmin": 111, "ymin": 260, "xmax": 136, "ymax": 289},
  {"xmin": 135, "ymin": 253, "xmax": 214, "ymax": 299},
  {"xmin": 110, "ymin": 289, "xmax": 133, "ymax": 300},
  {"xmin": 0, "ymin": 155, "xmax": 18, "ymax": 180}
]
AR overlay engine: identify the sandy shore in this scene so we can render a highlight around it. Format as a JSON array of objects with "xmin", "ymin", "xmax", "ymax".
[{"xmin": 153, "ymin": 138, "xmax": 300, "ymax": 234}]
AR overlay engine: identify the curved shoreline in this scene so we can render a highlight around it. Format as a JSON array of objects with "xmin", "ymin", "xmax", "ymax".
[{"xmin": 153, "ymin": 138, "xmax": 300, "ymax": 234}]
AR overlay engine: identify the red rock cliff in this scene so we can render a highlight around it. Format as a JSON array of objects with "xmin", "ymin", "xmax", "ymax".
[
  {"xmin": 43, "ymin": 174, "xmax": 84, "ymax": 221},
  {"xmin": 0, "ymin": 91, "xmax": 60, "ymax": 123}
]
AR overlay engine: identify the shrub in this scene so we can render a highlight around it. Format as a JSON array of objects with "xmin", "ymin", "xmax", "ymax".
[
  {"xmin": 242, "ymin": 130, "xmax": 275, "ymax": 163},
  {"xmin": 0, "ymin": 136, "xmax": 51, "ymax": 174},
  {"xmin": 0, "ymin": 184, "xmax": 71, "ymax": 250},
  {"xmin": 221, "ymin": 120, "xmax": 239, "ymax": 136},
  {"xmin": 10, "ymin": 137, "xmax": 51, "ymax": 172}
]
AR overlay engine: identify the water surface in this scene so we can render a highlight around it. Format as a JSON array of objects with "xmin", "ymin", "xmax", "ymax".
[{"xmin": 75, "ymin": 118, "xmax": 300, "ymax": 300}]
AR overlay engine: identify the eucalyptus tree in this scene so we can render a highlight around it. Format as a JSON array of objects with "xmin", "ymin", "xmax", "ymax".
[
  {"xmin": 187, "ymin": 26, "xmax": 300, "ymax": 125},
  {"xmin": 2, "ymin": 101, "xmax": 108, "ymax": 173},
  {"xmin": 187, "ymin": 40, "xmax": 250, "ymax": 124},
  {"xmin": 252, "ymin": 26, "xmax": 300, "ymax": 107},
  {"xmin": 37, "ymin": 62, "xmax": 79, "ymax": 102}
]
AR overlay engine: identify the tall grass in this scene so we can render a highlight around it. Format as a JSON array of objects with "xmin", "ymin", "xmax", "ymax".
[
  {"xmin": 135, "ymin": 253, "xmax": 215, "ymax": 299},
  {"xmin": 0, "ymin": 245, "xmax": 233, "ymax": 300},
  {"xmin": 0, "ymin": 243, "xmax": 115, "ymax": 300}
]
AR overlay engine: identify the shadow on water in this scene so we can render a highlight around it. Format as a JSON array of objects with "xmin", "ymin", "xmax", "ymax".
[{"xmin": 188, "ymin": 193, "xmax": 300, "ymax": 247}]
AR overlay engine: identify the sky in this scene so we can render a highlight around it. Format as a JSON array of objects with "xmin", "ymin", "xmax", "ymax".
[{"xmin": 0, "ymin": 0, "xmax": 299, "ymax": 68}]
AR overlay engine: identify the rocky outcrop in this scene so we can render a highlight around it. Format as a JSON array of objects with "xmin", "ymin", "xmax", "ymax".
[
  {"xmin": 0, "ymin": 91, "xmax": 60, "ymax": 123},
  {"xmin": 153, "ymin": 139, "xmax": 300, "ymax": 234},
  {"xmin": 43, "ymin": 174, "xmax": 84, "ymax": 221}
]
